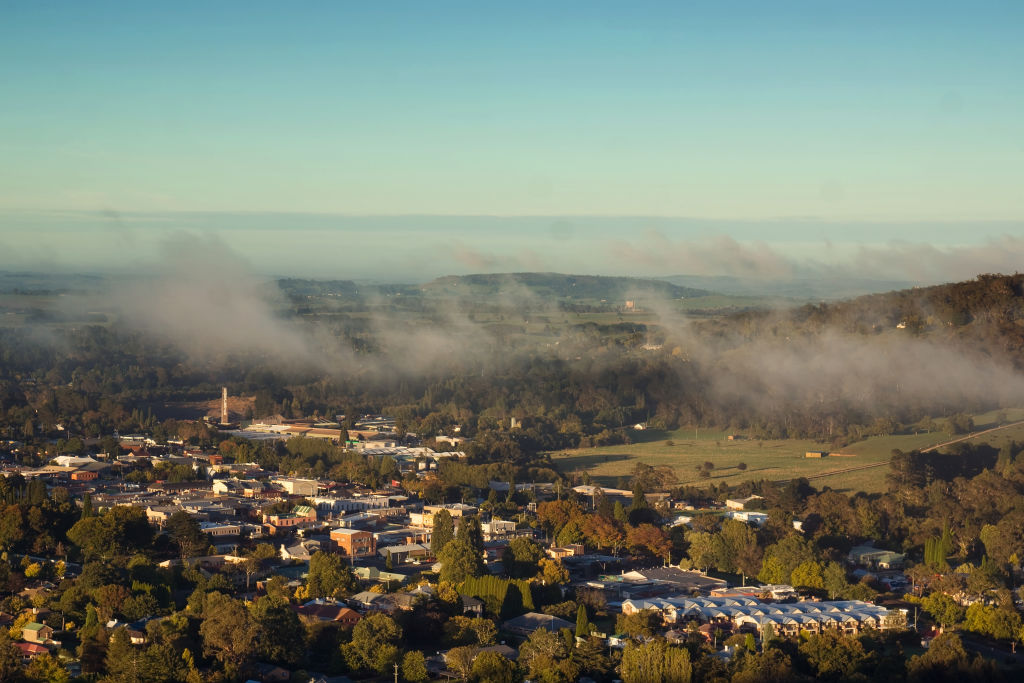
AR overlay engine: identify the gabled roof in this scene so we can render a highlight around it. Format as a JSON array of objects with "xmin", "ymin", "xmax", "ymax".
[{"xmin": 15, "ymin": 642, "xmax": 48, "ymax": 655}]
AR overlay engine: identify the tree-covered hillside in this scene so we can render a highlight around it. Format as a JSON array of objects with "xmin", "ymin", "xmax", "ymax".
[{"xmin": 704, "ymin": 273, "xmax": 1024, "ymax": 365}]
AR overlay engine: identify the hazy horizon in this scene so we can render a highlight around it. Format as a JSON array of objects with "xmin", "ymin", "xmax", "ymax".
[
  {"xmin": 2, "ymin": 210, "xmax": 1023, "ymax": 286},
  {"xmin": 2, "ymin": 3, "xmax": 1022, "ymax": 283}
]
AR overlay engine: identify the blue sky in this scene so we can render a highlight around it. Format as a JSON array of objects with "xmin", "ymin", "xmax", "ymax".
[{"xmin": 1, "ymin": 2, "xmax": 1022, "ymax": 279}]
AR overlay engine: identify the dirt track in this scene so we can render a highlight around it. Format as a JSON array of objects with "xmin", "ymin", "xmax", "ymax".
[{"xmin": 788, "ymin": 420, "xmax": 1024, "ymax": 484}]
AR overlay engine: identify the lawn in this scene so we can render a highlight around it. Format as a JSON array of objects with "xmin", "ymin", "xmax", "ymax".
[{"xmin": 550, "ymin": 409, "xmax": 1024, "ymax": 495}]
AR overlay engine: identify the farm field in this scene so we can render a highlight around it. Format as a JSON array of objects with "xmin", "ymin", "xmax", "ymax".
[{"xmin": 550, "ymin": 408, "xmax": 1024, "ymax": 494}]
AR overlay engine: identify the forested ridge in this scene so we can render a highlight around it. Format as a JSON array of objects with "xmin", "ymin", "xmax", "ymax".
[{"xmin": 706, "ymin": 273, "xmax": 1024, "ymax": 362}]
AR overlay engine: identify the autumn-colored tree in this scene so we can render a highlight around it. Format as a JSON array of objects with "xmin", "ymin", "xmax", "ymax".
[
  {"xmin": 93, "ymin": 583, "xmax": 131, "ymax": 623},
  {"xmin": 537, "ymin": 500, "xmax": 583, "ymax": 537},
  {"xmin": 627, "ymin": 524, "xmax": 671, "ymax": 561},
  {"xmin": 539, "ymin": 557, "xmax": 570, "ymax": 586},
  {"xmin": 583, "ymin": 515, "xmax": 626, "ymax": 554}
]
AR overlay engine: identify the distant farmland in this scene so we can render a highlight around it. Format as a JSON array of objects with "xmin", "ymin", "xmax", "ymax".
[{"xmin": 550, "ymin": 409, "xmax": 1024, "ymax": 495}]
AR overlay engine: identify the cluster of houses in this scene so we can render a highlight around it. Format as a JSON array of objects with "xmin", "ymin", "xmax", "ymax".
[{"xmin": 0, "ymin": 416, "xmax": 920, "ymax": 678}]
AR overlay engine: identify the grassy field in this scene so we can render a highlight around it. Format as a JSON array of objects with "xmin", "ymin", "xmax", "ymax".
[{"xmin": 550, "ymin": 408, "xmax": 1024, "ymax": 495}]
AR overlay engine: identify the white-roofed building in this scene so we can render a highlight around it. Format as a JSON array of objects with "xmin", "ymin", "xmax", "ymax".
[{"xmin": 621, "ymin": 595, "xmax": 898, "ymax": 637}]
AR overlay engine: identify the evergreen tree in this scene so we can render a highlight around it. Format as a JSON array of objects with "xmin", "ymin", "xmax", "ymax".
[
  {"xmin": 438, "ymin": 538, "xmax": 485, "ymax": 583},
  {"xmin": 250, "ymin": 596, "xmax": 306, "ymax": 666},
  {"xmin": 457, "ymin": 515, "xmax": 485, "ymax": 558},
  {"xmin": 165, "ymin": 510, "xmax": 204, "ymax": 560},
  {"xmin": 613, "ymin": 501, "xmax": 629, "ymax": 525},
  {"xmin": 575, "ymin": 603, "xmax": 590, "ymax": 637},
  {"xmin": 593, "ymin": 487, "xmax": 613, "ymax": 518},
  {"xmin": 0, "ymin": 630, "xmax": 21, "ymax": 682},
  {"xmin": 431, "ymin": 509, "xmax": 455, "ymax": 554},
  {"xmin": 630, "ymin": 482, "xmax": 648, "ymax": 512},
  {"xmin": 105, "ymin": 627, "xmax": 142, "ymax": 682},
  {"xmin": 79, "ymin": 605, "xmax": 107, "ymax": 674}
]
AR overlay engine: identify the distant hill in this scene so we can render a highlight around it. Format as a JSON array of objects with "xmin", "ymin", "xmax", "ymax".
[
  {"xmin": 0, "ymin": 270, "xmax": 106, "ymax": 294},
  {"xmin": 422, "ymin": 272, "xmax": 712, "ymax": 302},
  {"xmin": 659, "ymin": 274, "xmax": 917, "ymax": 300}
]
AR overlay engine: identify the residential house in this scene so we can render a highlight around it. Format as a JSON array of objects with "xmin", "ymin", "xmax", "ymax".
[
  {"xmin": 547, "ymin": 544, "xmax": 584, "ymax": 559},
  {"xmin": 280, "ymin": 539, "xmax": 321, "ymax": 563},
  {"xmin": 352, "ymin": 566, "xmax": 407, "ymax": 586},
  {"xmin": 146, "ymin": 505, "xmax": 185, "ymax": 528},
  {"xmin": 253, "ymin": 662, "xmax": 291, "ymax": 682},
  {"xmin": 292, "ymin": 598, "xmax": 363, "ymax": 626},
  {"xmin": 349, "ymin": 591, "xmax": 386, "ymax": 610},
  {"xmin": 477, "ymin": 644, "xmax": 518, "ymax": 661},
  {"xmin": 21, "ymin": 622, "xmax": 54, "ymax": 644},
  {"xmin": 460, "ymin": 595, "xmax": 484, "ymax": 616},
  {"xmin": 378, "ymin": 543, "xmax": 428, "ymax": 564},
  {"xmin": 15, "ymin": 642, "xmax": 48, "ymax": 664}
]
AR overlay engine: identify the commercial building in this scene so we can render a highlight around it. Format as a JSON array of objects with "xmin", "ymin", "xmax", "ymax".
[
  {"xmin": 330, "ymin": 528, "xmax": 376, "ymax": 558},
  {"xmin": 621, "ymin": 596, "xmax": 900, "ymax": 637}
]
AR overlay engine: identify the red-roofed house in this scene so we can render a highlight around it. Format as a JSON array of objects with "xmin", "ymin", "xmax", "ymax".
[{"xmin": 15, "ymin": 642, "xmax": 48, "ymax": 663}]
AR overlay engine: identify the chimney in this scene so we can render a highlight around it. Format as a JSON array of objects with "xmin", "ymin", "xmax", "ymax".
[{"xmin": 221, "ymin": 387, "xmax": 228, "ymax": 424}]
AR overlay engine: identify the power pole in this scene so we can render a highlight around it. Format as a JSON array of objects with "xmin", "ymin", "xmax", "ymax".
[{"xmin": 394, "ymin": 662, "xmax": 399, "ymax": 683}]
